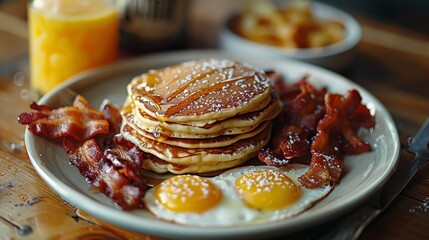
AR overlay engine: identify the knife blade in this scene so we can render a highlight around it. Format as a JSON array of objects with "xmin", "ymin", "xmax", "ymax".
[{"xmin": 320, "ymin": 117, "xmax": 429, "ymax": 240}]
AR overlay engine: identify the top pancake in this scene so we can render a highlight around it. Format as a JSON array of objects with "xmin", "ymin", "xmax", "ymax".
[
  {"xmin": 127, "ymin": 59, "xmax": 273, "ymax": 122},
  {"xmin": 123, "ymin": 90, "xmax": 281, "ymax": 138}
]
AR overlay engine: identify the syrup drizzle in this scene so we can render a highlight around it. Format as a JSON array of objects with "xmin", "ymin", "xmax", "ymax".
[
  {"xmin": 165, "ymin": 64, "xmax": 236, "ymax": 102},
  {"xmin": 162, "ymin": 72, "xmax": 255, "ymax": 118},
  {"xmin": 133, "ymin": 60, "xmax": 262, "ymax": 141},
  {"xmin": 153, "ymin": 125, "xmax": 172, "ymax": 142}
]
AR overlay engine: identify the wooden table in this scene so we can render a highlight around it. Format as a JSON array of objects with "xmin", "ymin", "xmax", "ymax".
[{"xmin": 1, "ymin": 3, "xmax": 429, "ymax": 240}]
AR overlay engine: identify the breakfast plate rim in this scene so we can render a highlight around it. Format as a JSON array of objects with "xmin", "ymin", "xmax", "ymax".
[{"xmin": 24, "ymin": 49, "xmax": 400, "ymax": 239}]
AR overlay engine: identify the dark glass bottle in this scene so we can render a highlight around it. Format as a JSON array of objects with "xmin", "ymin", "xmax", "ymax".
[{"xmin": 119, "ymin": 0, "xmax": 188, "ymax": 53}]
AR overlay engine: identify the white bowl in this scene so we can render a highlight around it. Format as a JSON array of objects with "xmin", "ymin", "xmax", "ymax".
[{"xmin": 219, "ymin": 1, "xmax": 361, "ymax": 70}]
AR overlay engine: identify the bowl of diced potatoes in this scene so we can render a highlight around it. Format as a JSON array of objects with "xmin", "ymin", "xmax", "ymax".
[{"xmin": 219, "ymin": 0, "xmax": 361, "ymax": 70}]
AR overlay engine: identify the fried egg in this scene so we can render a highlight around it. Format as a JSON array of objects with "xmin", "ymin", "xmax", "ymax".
[{"xmin": 144, "ymin": 164, "xmax": 333, "ymax": 226}]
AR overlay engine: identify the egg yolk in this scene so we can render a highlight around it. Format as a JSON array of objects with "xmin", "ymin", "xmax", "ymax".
[
  {"xmin": 235, "ymin": 169, "xmax": 300, "ymax": 210},
  {"xmin": 155, "ymin": 175, "xmax": 222, "ymax": 213}
]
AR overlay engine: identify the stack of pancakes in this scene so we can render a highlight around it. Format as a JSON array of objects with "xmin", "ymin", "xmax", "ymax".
[{"xmin": 120, "ymin": 59, "xmax": 282, "ymax": 174}]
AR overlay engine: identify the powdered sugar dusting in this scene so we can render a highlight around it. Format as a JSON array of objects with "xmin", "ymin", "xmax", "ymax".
[
  {"xmin": 131, "ymin": 58, "xmax": 272, "ymax": 117},
  {"xmin": 237, "ymin": 169, "xmax": 296, "ymax": 193},
  {"xmin": 158, "ymin": 175, "xmax": 217, "ymax": 201}
]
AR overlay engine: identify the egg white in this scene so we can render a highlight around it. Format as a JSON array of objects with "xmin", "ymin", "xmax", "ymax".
[{"xmin": 144, "ymin": 164, "xmax": 333, "ymax": 226}]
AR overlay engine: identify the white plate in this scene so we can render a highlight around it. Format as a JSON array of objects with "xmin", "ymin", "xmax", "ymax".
[
  {"xmin": 220, "ymin": 1, "xmax": 362, "ymax": 70},
  {"xmin": 25, "ymin": 50, "xmax": 400, "ymax": 239}
]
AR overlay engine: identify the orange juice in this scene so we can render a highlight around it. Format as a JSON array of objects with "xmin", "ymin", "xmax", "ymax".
[{"xmin": 29, "ymin": 0, "xmax": 119, "ymax": 95}]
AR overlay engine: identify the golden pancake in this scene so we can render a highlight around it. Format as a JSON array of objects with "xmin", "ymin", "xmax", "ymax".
[
  {"xmin": 141, "ymin": 153, "xmax": 255, "ymax": 174},
  {"xmin": 120, "ymin": 59, "xmax": 281, "ymax": 174},
  {"xmin": 120, "ymin": 122, "xmax": 271, "ymax": 165},
  {"xmin": 123, "ymin": 111, "xmax": 270, "ymax": 148},
  {"xmin": 127, "ymin": 59, "xmax": 273, "ymax": 122},
  {"xmin": 122, "ymin": 97, "xmax": 267, "ymax": 139},
  {"xmin": 127, "ymin": 91, "xmax": 282, "ymax": 136}
]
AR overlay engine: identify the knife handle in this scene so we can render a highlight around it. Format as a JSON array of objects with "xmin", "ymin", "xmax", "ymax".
[{"xmin": 320, "ymin": 205, "xmax": 382, "ymax": 240}]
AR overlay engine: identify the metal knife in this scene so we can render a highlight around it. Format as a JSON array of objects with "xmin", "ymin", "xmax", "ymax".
[{"xmin": 321, "ymin": 117, "xmax": 429, "ymax": 240}]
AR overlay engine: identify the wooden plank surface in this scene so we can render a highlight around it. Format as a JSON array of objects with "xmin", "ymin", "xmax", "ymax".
[{"xmin": 1, "ymin": 3, "xmax": 429, "ymax": 239}]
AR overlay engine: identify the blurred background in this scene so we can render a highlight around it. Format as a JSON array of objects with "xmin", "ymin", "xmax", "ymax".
[
  {"xmin": 319, "ymin": 0, "xmax": 429, "ymax": 35},
  {"xmin": 1, "ymin": 0, "xmax": 428, "ymax": 70},
  {"xmin": 2, "ymin": 0, "xmax": 429, "ymax": 34},
  {"xmin": 1, "ymin": 0, "xmax": 429, "ymax": 52}
]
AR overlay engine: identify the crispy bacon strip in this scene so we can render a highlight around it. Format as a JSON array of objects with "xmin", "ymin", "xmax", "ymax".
[
  {"xmin": 279, "ymin": 79, "xmax": 326, "ymax": 158},
  {"xmin": 258, "ymin": 148, "xmax": 289, "ymax": 167},
  {"xmin": 298, "ymin": 90, "xmax": 375, "ymax": 188},
  {"xmin": 260, "ymin": 73, "xmax": 375, "ymax": 188},
  {"xmin": 20, "ymin": 96, "xmax": 149, "ymax": 209},
  {"xmin": 64, "ymin": 135, "xmax": 149, "ymax": 209},
  {"xmin": 259, "ymin": 77, "xmax": 326, "ymax": 165},
  {"xmin": 18, "ymin": 96, "xmax": 109, "ymax": 141},
  {"xmin": 101, "ymin": 100, "xmax": 122, "ymax": 135},
  {"xmin": 266, "ymin": 70, "xmax": 291, "ymax": 100}
]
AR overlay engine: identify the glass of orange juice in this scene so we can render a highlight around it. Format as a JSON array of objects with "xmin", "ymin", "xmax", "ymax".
[{"xmin": 28, "ymin": 0, "xmax": 119, "ymax": 96}]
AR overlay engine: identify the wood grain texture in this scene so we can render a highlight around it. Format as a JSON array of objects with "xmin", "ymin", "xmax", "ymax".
[
  {"xmin": 1, "ymin": 9, "xmax": 429, "ymax": 239},
  {"xmin": 0, "ymin": 73, "xmax": 164, "ymax": 240}
]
